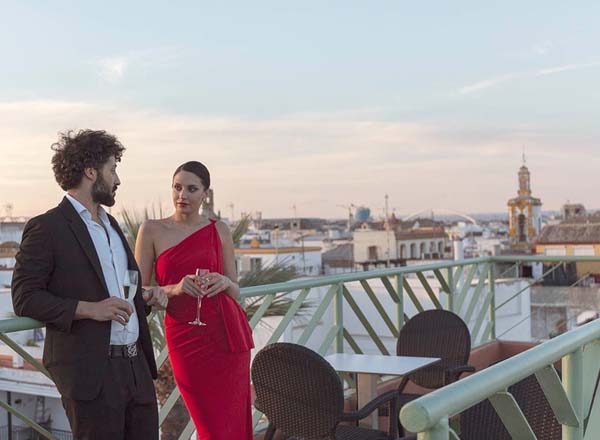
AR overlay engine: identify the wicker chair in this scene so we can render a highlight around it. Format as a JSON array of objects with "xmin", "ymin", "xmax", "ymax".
[
  {"xmin": 252, "ymin": 343, "xmax": 414, "ymax": 440},
  {"xmin": 387, "ymin": 310, "xmax": 475, "ymax": 434},
  {"xmin": 460, "ymin": 374, "xmax": 561, "ymax": 439}
]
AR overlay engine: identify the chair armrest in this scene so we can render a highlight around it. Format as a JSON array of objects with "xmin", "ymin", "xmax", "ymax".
[
  {"xmin": 446, "ymin": 364, "xmax": 476, "ymax": 379},
  {"xmin": 340, "ymin": 389, "xmax": 399, "ymax": 421}
]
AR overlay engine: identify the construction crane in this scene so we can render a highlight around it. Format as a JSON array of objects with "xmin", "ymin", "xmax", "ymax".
[{"xmin": 337, "ymin": 203, "xmax": 356, "ymax": 230}]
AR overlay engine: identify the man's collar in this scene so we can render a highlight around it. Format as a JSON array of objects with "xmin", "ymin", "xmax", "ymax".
[
  {"xmin": 65, "ymin": 193, "xmax": 89, "ymax": 216},
  {"xmin": 65, "ymin": 193, "xmax": 108, "ymax": 223}
]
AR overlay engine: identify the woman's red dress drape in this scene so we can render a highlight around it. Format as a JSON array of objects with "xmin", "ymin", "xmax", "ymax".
[{"xmin": 155, "ymin": 220, "xmax": 254, "ymax": 439}]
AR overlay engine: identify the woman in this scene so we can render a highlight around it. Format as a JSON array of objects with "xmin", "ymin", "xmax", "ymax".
[{"xmin": 135, "ymin": 161, "xmax": 254, "ymax": 439}]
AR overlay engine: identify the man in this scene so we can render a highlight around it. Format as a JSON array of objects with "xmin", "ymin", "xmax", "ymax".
[{"xmin": 12, "ymin": 130, "xmax": 168, "ymax": 439}]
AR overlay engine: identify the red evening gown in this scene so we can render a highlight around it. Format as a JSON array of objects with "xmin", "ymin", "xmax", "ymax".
[{"xmin": 155, "ymin": 220, "xmax": 254, "ymax": 440}]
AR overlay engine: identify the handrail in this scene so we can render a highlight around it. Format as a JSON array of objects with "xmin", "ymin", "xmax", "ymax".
[
  {"xmin": 493, "ymin": 255, "xmax": 600, "ymax": 263},
  {"xmin": 400, "ymin": 318, "xmax": 600, "ymax": 433},
  {"xmin": 240, "ymin": 257, "xmax": 492, "ymax": 297},
  {"xmin": 4, "ymin": 255, "xmax": 600, "ymax": 332},
  {"xmin": 0, "ymin": 317, "xmax": 43, "ymax": 333}
]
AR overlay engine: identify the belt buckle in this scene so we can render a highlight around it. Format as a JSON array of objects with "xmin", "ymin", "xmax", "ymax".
[{"xmin": 126, "ymin": 343, "xmax": 138, "ymax": 358}]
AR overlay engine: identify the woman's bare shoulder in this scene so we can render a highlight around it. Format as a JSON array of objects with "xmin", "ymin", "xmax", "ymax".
[
  {"xmin": 140, "ymin": 218, "xmax": 172, "ymax": 237},
  {"xmin": 215, "ymin": 220, "xmax": 231, "ymax": 235},
  {"xmin": 214, "ymin": 220, "xmax": 232, "ymax": 236}
]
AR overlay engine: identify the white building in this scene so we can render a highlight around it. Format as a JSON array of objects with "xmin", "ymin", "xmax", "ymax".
[
  {"xmin": 0, "ymin": 220, "xmax": 26, "ymax": 288},
  {"xmin": 353, "ymin": 225, "xmax": 447, "ymax": 269},
  {"xmin": 0, "ymin": 220, "xmax": 26, "ymax": 245},
  {"xmin": 236, "ymin": 239, "xmax": 322, "ymax": 276}
]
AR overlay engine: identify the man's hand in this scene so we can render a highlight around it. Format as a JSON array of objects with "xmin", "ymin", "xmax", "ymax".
[
  {"xmin": 75, "ymin": 297, "xmax": 134, "ymax": 324},
  {"xmin": 142, "ymin": 286, "xmax": 168, "ymax": 310}
]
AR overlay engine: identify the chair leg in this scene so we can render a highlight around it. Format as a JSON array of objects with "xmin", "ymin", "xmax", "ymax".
[
  {"xmin": 396, "ymin": 377, "xmax": 411, "ymax": 437},
  {"xmin": 264, "ymin": 423, "xmax": 276, "ymax": 440},
  {"xmin": 397, "ymin": 376, "xmax": 410, "ymax": 394},
  {"xmin": 387, "ymin": 396, "xmax": 400, "ymax": 439}
]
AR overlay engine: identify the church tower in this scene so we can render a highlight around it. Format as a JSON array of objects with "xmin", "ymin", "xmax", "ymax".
[
  {"xmin": 508, "ymin": 156, "xmax": 542, "ymax": 249},
  {"xmin": 202, "ymin": 189, "xmax": 218, "ymax": 219}
]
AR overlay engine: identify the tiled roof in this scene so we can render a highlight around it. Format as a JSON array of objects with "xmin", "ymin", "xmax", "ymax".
[
  {"xmin": 537, "ymin": 223, "xmax": 600, "ymax": 244},
  {"xmin": 395, "ymin": 228, "xmax": 447, "ymax": 240},
  {"xmin": 322, "ymin": 243, "xmax": 353, "ymax": 263}
]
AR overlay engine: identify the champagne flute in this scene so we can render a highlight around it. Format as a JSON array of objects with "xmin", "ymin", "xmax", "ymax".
[
  {"xmin": 188, "ymin": 268, "xmax": 209, "ymax": 326},
  {"xmin": 122, "ymin": 270, "xmax": 138, "ymax": 332}
]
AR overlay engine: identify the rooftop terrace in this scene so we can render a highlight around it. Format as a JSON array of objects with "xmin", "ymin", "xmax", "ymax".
[{"xmin": 1, "ymin": 255, "xmax": 599, "ymax": 439}]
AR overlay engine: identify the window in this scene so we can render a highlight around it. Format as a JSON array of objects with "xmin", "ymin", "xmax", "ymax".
[
  {"xmin": 368, "ymin": 246, "xmax": 378, "ymax": 260},
  {"xmin": 250, "ymin": 258, "xmax": 262, "ymax": 271},
  {"xmin": 573, "ymin": 246, "xmax": 594, "ymax": 256},
  {"xmin": 544, "ymin": 246, "xmax": 567, "ymax": 256}
]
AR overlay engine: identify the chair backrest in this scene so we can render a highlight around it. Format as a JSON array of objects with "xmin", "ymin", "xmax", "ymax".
[
  {"xmin": 396, "ymin": 310, "xmax": 471, "ymax": 389},
  {"xmin": 460, "ymin": 374, "xmax": 561, "ymax": 440},
  {"xmin": 251, "ymin": 343, "xmax": 345, "ymax": 439}
]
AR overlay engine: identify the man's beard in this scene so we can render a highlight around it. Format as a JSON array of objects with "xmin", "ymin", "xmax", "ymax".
[{"xmin": 92, "ymin": 174, "xmax": 117, "ymax": 207}]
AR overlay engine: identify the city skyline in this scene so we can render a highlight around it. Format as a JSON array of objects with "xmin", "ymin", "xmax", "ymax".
[{"xmin": 1, "ymin": 2, "xmax": 599, "ymax": 218}]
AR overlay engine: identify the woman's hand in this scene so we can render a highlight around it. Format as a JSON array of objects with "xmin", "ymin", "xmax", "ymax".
[
  {"xmin": 142, "ymin": 286, "xmax": 169, "ymax": 309},
  {"xmin": 201, "ymin": 272, "xmax": 233, "ymax": 298},
  {"xmin": 173, "ymin": 275, "xmax": 205, "ymax": 298}
]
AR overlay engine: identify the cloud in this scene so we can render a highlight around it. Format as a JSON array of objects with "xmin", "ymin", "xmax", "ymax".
[
  {"xmin": 92, "ymin": 46, "xmax": 187, "ymax": 83},
  {"xmin": 459, "ymin": 60, "xmax": 600, "ymax": 95},
  {"xmin": 1, "ymin": 99, "xmax": 599, "ymax": 217},
  {"xmin": 97, "ymin": 57, "xmax": 128, "ymax": 83},
  {"xmin": 458, "ymin": 73, "xmax": 522, "ymax": 95},
  {"xmin": 536, "ymin": 61, "xmax": 600, "ymax": 76},
  {"xmin": 531, "ymin": 41, "xmax": 553, "ymax": 56}
]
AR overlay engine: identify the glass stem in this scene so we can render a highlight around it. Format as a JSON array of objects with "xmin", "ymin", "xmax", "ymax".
[{"xmin": 197, "ymin": 296, "xmax": 201, "ymax": 322}]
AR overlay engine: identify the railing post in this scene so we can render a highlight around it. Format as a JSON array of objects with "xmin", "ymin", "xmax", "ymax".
[
  {"xmin": 447, "ymin": 267, "xmax": 454, "ymax": 313},
  {"xmin": 396, "ymin": 274, "xmax": 405, "ymax": 330},
  {"xmin": 417, "ymin": 417, "xmax": 450, "ymax": 440},
  {"xmin": 563, "ymin": 347, "xmax": 584, "ymax": 440},
  {"xmin": 334, "ymin": 282, "xmax": 344, "ymax": 353},
  {"xmin": 7, "ymin": 391, "xmax": 12, "ymax": 440},
  {"xmin": 488, "ymin": 264, "xmax": 496, "ymax": 341}
]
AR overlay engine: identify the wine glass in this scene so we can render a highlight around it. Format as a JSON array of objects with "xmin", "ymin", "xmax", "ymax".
[
  {"xmin": 188, "ymin": 268, "xmax": 209, "ymax": 326},
  {"xmin": 122, "ymin": 270, "xmax": 138, "ymax": 331}
]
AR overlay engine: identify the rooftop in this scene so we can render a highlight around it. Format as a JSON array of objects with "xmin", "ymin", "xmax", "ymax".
[{"xmin": 537, "ymin": 223, "xmax": 600, "ymax": 244}]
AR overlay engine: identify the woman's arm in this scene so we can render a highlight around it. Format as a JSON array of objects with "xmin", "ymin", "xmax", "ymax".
[
  {"xmin": 135, "ymin": 220, "xmax": 203, "ymax": 300},
  {"xmin": 134, "ymin": 221, "xmax": 157, "ymax": 288},
  {"xmin": 215, "ymin": 221, "xmax": 240, "ymax": 300}
]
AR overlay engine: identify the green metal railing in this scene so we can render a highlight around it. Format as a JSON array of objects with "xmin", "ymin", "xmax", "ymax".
[
  {"xmin": 1, "ymin": 255, "xmax": 599, "ymax": 439},
  {"xmin": 400, "ymin": 319, "xmax": 600, "ymax": 439}
]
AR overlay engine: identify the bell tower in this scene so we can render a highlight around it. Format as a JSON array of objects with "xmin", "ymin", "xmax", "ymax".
[{"xmin": 508, "ymin": 154, "xmax": 542, "ymax": 250}]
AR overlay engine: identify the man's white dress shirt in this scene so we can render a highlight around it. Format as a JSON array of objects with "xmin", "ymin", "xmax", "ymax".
[{"xmin": 66, "ymin": 194, "xmax": 139, "ymax": 345}]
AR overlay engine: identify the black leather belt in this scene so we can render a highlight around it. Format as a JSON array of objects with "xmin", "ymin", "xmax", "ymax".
[{"xmin": 108, "ymin": 342, "xmax": 138, "ymax": 358}]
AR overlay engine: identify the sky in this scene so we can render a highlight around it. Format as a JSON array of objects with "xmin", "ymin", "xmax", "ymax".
[{"xmin": 1, "ymin": 1, "xmax": 599, "ymax": 219}]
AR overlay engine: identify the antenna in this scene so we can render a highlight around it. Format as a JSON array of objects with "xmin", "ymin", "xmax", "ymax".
[
  {"xmin": 3, "ymin": 203, "xmax": 13, "ymax": 219},
  {"xmin": 385, "ymin": 194, "xmax": 391, "ymax": 266},
  {"xmin": 337, "ymin": 203, "xmax": 355, "ymax": 229},
  {"xmin": 522, "ymin": 146, "xmax": 526, "ymax": 165}
]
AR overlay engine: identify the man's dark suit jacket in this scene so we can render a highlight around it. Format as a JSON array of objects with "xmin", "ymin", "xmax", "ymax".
[{"xmin": 11, "ymin": 197, "xmax": 158, "ymax": 400}]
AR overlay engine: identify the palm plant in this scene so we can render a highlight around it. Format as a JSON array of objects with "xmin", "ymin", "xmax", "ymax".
[{"xmin": 121, "ymin": 209, "xmax": 301, "ymax": 440}]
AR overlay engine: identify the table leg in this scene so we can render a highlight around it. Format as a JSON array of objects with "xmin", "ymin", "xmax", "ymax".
[{"xmin": 357, "ymin": 373, "xmax": 379, "ymax": 429}]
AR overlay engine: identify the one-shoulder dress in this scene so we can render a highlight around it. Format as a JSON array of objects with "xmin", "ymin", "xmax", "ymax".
[{"xmin": 155, "ymin": 220, "xmax": 254, "ymax": 439}]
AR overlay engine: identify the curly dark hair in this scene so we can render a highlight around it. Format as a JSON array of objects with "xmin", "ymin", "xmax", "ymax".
[{"xmin": 51, "ymin": 130, "xmax": 125, "ymax": 191}]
